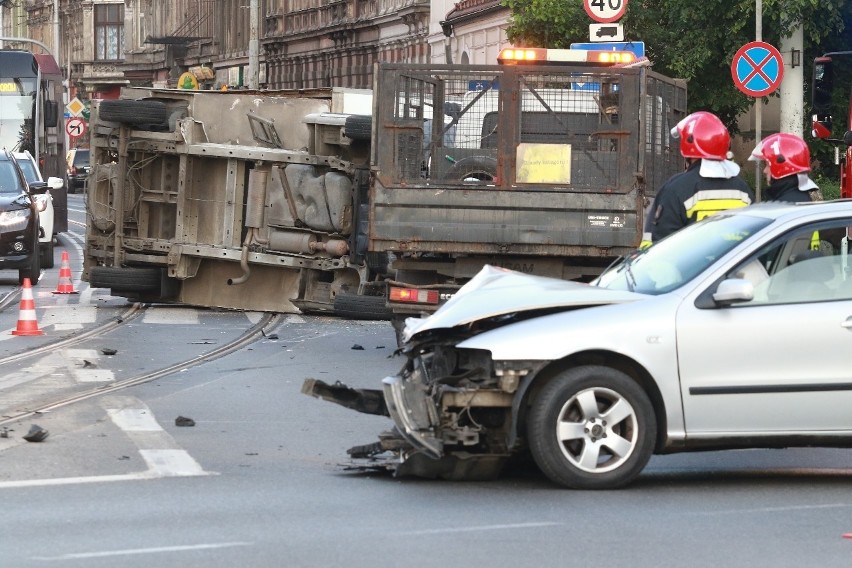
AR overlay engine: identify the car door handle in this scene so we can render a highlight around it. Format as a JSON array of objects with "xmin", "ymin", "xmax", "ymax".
[{"xmin": 843, "ymin": 318, "xmax": 852, "ymax": 329}]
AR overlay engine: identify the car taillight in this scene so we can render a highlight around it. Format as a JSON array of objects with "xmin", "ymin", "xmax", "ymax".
[{"xmin": 389, "ymin": 287, "xmax": 440, "ymax": 304}]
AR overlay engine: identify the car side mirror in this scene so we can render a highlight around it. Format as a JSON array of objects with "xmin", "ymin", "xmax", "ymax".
[
  {"xmin": 46, "ymin": 176, "xmax": 64, "ymax": 190},
  {"xmin": 712, "ymin": 278, "xmax": 754, "ymax": 305},
  {"xmin": 28, "ymin": 181, "xmax": 50, "ymax": 195}
]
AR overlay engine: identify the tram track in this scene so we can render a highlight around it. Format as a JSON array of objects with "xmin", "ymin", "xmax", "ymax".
[{"xmin": 0, "ymin": 311, "xmax": 282, "ymax": 426}]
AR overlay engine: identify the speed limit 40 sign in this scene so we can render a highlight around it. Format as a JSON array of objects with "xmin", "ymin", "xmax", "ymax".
[{"xmin": 584, "ymin": 0, "xmax": 628, "ymax": 23}]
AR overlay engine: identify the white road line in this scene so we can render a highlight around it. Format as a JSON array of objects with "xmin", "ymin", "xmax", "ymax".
[
  {"xmin": 397, "ymin": 522, "xmax": 562, "ymax": 536},
  {"xmin": 142, "ymin": 307, "xmax": 200, "ymax": 324},
  {"xmin": 695, "ymin": 502, "xmax": 852, "ymax": 515},
  {"xmin": 30, "ymin": 542, "xmax": 253, "ymax": 561},
  {"xmin": 0, "ymin": 398, "xmax": 212, "ymax": 489}
]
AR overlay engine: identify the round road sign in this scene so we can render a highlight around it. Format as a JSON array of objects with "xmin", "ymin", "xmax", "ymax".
[
  {"xmin": 66, "ymin": 117, "xmax": 87, "ymax": 138},
  {"xmin": 583, "ymin": 0, "xmax": 628, "ymax": 23},
  {"xmin": 731, "ymin": 41, "xmax": 784, "ymax": 97}
]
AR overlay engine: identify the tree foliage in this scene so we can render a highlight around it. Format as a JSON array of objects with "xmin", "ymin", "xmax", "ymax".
[{"xmin": 502, "ymin": 0, "xmax": 850, "ymax": 136}]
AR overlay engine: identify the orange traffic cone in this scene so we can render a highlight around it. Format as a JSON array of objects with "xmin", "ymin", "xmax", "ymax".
[
  {"xmin": 12, "ymin": 278, "xmax": 44, "ymax": 336},
  {"xmin": 53, "ymin": 250, "xmax": 78, "ymax": 294}
]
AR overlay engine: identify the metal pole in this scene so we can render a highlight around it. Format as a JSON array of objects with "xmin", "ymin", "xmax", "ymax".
[
  {"xmin": 248, "ymin": 0, "xmax": 259, "ymax": 89},
  {"xmin": 755, "ymin": 0, "xmax": 762, "ymax": 201}
]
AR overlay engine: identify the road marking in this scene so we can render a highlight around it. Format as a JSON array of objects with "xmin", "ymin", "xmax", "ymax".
[
  {"xmin": 64, "ymin": 348, "xmax": 114, "ymax": 382},
  {"xmin": 41, "ymin": 305, "xmax": 97, "ymax": 330},
  {"xmin": 0, "ymin": 397, "xmax": 212, "ymax": 489},
  {"xmin": 695, "ymin": 502, "xmax": 852, "ymax": 516},
  {"xmin": 142, "ymin": 307, "xmax": 200, "ymax": 324},
  {"xmin": 30, "ymin": 542, "xmax": 253, "ymax": 561},
  {"xmin": 397, "ymin": 522, "xmax": 562, "ymax": 535}
]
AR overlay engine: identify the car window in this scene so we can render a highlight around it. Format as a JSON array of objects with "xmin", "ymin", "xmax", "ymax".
[
  {"xmin": 727, "ymin": 218, "xmax": 852, "ymax": 304},
  {"xmin": 73, "ymin": 150, "xmax": 89, "ymax": 166},
  {"xmin": 16, "ymin": 159, "xmax": 38, "ymax": 183},
  {"xmin": 594, "ymin": 212, "xmax": 772, "ymax": 294},
  {"xmin": 0, "ymin": 161, "xmax": 23, "ymax": 193}
]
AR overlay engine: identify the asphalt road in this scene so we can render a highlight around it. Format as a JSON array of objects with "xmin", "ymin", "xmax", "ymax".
[{"xmin": 0, "ymin": 195, "xmax": 851, "ymax": 567}]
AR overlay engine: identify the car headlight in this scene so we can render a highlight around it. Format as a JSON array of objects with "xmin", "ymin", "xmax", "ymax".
[{"xmin": 0, "ymin": 209, "xmax": 30, "ymax": 230}]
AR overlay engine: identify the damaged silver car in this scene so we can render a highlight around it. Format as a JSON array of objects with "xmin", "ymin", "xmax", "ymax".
[{"xmin": 304, "ymin": 200, "xmax": 852, "ymax": 489}]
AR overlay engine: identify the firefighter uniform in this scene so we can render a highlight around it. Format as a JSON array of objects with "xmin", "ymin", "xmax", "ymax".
[{"xmin": 648, "ymin": 161, "xmax": 754, "ymax": 242}]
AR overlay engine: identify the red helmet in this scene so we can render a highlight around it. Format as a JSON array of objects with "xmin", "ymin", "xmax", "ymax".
[
  {"xmin": 749, "ymin": 133, "xmax": 811, "ymax": 178},
  {"xmin": 670, "ymin": 111, "xmax": 730, "ymax": 160}
]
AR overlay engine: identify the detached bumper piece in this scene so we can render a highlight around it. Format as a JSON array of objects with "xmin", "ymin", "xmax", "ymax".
[{"xmin": 301, "ymin": 378, "xmax": 389, "ymax": 416}]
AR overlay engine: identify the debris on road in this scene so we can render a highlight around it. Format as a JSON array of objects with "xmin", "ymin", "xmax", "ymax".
[
  {"xmin": 23, "ymin": 425, "xmax": 49, "ymax": 442},
  {"xmin": 175, "ymin": 416, "xmax": 196, "ymax": 427},
  {"xmin": 351, "ymin": 344, "xmax": 364, "ymax": 350},
  {"xmin": 101, "ymin": 348, "xmax": 117, "ymax": 355}
]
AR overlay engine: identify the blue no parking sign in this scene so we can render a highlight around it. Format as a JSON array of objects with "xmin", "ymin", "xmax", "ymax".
[{"xmin": 731, "ymin": 41, "xmax": 784, "ymax": 97}]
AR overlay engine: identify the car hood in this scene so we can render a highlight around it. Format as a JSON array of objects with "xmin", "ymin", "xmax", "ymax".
[
  {"xmin": 404, "ymin": 265, "xmax": 648, "ymax": 341},
  {"xmin": 0, "ymin": 192, "xmax": 30, "ymax": 211}
]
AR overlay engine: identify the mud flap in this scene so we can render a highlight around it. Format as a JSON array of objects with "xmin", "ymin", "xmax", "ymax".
[{"xmin": 301, "ymin": 378, "xmax": 389, "ymax": 416}]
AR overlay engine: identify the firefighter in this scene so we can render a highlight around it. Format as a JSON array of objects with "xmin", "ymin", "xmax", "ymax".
[
  {"xmin": 641, "ymin": 111, "xmax": 754, "ymax": 245},
  {"xmin": 749, "ymin": 132, "xmax": 823, "ymax": 203}
]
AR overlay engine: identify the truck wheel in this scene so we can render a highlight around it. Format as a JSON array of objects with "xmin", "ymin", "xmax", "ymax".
[
  {"xmin": 89, "ymin": 266, "xmax": 162, "ymax": 293},
  {"xmin": 344, "ymin": 115, "xmax": 372, "ymax": 141},
  {"xmin": 98, "ymin": 100, "xmax": 169, "ymax": 127},
  {"xmin": 333, "ymin": 292, "xmax": 393, "ymax": 321},
  {"xmin": 527, "ymin": 365, "xmax": 656, "ymax": 489},
  {"xmin": 445, "ymin": 156, "xmax": 497, "ymax": 181},
  {"xmin": 40, "ymin": 240, "xmax": 55, "ymax": 269}
]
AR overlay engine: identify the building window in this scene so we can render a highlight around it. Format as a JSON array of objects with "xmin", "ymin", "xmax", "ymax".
[{"xmin": 95, "ymin": 4, "xmax": 124, "ymax": 61}]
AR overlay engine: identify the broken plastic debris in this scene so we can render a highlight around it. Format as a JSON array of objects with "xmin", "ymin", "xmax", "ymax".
[
  {"xmin": 351, "ymin": 344, "xmax": 364, "ymax": 350},
  {"xmin": 23, "ymin": 424, "xmax": 49, "ymax": 443},
  {"xmin": 101, "ymin": 347, "xmax": 117, "ymax": 355},
  {"xmin": 175, "ymin": 416, "xmax": 196, "ymax": 427}
]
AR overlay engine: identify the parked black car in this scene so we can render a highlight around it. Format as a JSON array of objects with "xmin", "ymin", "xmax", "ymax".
[
  {"xmin": 65, "ymin": 148, "xmax": 90, "ymax": 193},
  {"xmin": 0, "ymin": 149, "xmax": 42, "ymax": 284}
]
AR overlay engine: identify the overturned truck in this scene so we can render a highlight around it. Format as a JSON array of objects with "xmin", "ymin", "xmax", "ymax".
[{"xmin": 83, "ymin": 57, "xmax": 686, "ymax": 323}]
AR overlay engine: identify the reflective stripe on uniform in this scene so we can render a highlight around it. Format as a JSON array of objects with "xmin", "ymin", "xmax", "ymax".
[{"xmin": 683, "ymin": 190, "xmax": 752, "ymax": 222}]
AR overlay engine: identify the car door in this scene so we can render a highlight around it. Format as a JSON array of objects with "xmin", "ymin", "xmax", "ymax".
[{"xmin": 676, "ymin": 218, "xmax": 852, "ymax": 435}]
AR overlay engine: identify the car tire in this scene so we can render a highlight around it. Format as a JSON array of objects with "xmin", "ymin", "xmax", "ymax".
[
  {"xmin": 333, "ymin": 292, "xmax": 392, "ymax": 321},
  {"xmin": 98, "ymin": 100, "xmax": 169, "ymax": 128},
  {"xmin": 527, "ymin": 365, "xmax": 656, "ymax": 489},
  {"xmin": 444, "ymin": 156, "xmax": 497, "ymax": 182},
  {"xmin": 89, "ymin": 266, "xmax": 162, "ymax": 293},
  {"xmin": 343, "ymin": 114, "xmax": 372, "ymax": 141},
  {"xmin": 40, "ymin": 239, "xmax": 54, "ymax": 269},
  {"xmin": 19, "ymin": 248, "xmax": 41, "ymax": 286}
]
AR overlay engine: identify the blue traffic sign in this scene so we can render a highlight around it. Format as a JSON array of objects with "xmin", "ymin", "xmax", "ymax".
[
  {"xmin": 731, "ymin": 41, "xmax": 784, "ymax": 97},
  {"xmin": 570, "ymin": 41, "xmax": 645, "ymax": 57}
]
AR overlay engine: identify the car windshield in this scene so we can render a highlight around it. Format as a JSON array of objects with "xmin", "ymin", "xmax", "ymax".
[
  {"xmin": 0, "ymin": 161, "xmax": 23, "ymax": 194},
  {"xmin": 73, "ymin": 150, "xmax": 89, "ymax": 165},
  {"xmin": 593, "ymin": 212, "xmax": 773, "ymax": 295}
]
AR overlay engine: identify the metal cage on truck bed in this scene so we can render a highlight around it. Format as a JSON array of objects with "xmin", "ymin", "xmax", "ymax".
[{"xmin": 369, "ymin": 63, "xmax": 687, "ymax": 282}]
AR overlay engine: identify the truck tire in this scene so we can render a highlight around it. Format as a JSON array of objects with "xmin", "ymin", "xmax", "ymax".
[
  {"xmin": 98, "ymin": 100, "xmax": 169, "ymax": 128},
  {"xmin": 89, "ymin": 266, "xmax": 162, "ymax": 293},
  {"xmin": 18, "ymin": 248, "xmax": 40, "ymax": 285},
  {"xmin": 445, "ymin": 156, "xmax": 497, "ymax": 181},
  {"xmin": 344, "ymin": 115, "xmax": 372, "ymax": 141},
  {"xmin": 333, "ymin": 292, "xmax": 393, "ymax": 321}
]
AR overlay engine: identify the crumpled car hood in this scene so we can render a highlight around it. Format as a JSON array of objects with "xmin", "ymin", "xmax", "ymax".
[{"xmin": 404, "ymin": 265, "xmax": 648, "ymax": 341}]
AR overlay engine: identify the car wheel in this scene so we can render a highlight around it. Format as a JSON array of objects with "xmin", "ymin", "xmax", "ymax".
[
  {"xmin": 333, "ymin": 292, "xmax": 392, "ymax": 321},
  {"xmin": 40, "ymin": 239, "xmax": 55, "ymax": 269},
  {"xmin": 444, "ymin": 156, "xmax": 497, "ymax": 182},
  {"xmin": 88, "ymin": 266, "xmax": 162, "ymax": 293},
  {"xmin": 527, "ymin": 365, "xmax": 656, "ymax": 489},
  {"xmin": 19, "ymin": 249, "xmax": 41, "ymax": 286}
]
